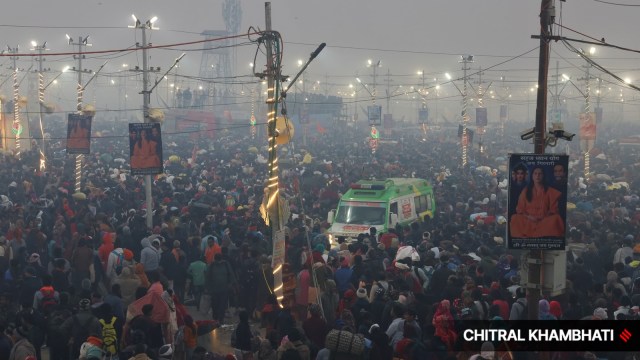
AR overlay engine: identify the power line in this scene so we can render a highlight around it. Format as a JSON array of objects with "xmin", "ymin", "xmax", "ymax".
[
  {"xmin": 0, "ymin": 32, "xmax": 259, "ymax": 58},
  {"xmin": 594, "ymin": 0, "xmax": 640, "ymax": 6}
]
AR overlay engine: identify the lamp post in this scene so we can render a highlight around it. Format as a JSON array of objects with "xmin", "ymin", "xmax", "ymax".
[
  {"xmin": 434, "ymin": 82, "xmax": 441, "ymax": 128},
  {"xmin": 7, "ymin": 46, "xmax": 22, "ymax": 153},
  {"xmin": 130, "ymin": 14, "xmax": 159, "ymax": 229},
  {"xmin": 459, "ymin": 55, "xmax": 473, "ymax": 168},
  {"xmin": 579, "ymin": 46, "xmax": 596, "ymax": 182},
  {"xmin": 67, "ymin": 34, "xmax": 92, "ymax": 193},
  {"xmin": 297, "ymin": 59, "xmax": 308, "ymax": 146},
  {"xmin": 31, "ymin": 40, "xmax": 50, "ymax": 170},
  {"xmin": 121, "ymin": 63, "xmax": 129, "ymax": 121},
  {"xmin": 367, "ymin": 59, "xmax": 381, "ymax": 107}
]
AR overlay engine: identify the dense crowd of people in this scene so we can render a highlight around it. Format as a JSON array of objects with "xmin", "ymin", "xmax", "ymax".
[{"xmin": 0, "ymin": 117, "xmax": 638, "ymax": 360}]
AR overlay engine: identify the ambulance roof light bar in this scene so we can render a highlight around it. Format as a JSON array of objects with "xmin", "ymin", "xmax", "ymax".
[{"xmin": 350, "ymin": 183, "xmax": 386, "ymax": 190}]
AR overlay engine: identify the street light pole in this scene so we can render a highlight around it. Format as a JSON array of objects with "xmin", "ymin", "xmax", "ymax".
[
  {"xmin": 31, "ymin": 41, "xmax": 49, "ymax": 170},
  {"xmin": 122, "ymin": 64, "xmax": 129, "ymax": 120},
  {"xmin": 7, "ymin": 46, "xmax": 21, "ymax": 153},
  {"xmin": 417, "ymin": 70, "xmax": 428, "ymax": 136},
  {"xmin": 367, "ymin": 59, "xmax": 381, "ymax": 107},
  {"xmin": 579, "ymin": 47, "xmax": 595, "ymax": 182},
  {"xmin": 297, "ymin": 59, "xmax": 307, "ymax": 147},
  {"xmin": 67, "ymin": 35, "xmax": 92, "ymax": 193},
  {"xmin": 528, "ymin": 0, "xmax": 553, "ymax": 322},
  {"xmin": 459, "ymin": 55, "xmax": 473, "ymax": 168},
  {"xmin": 130, "ymin": 14, "xmax": 158, "ymax": 229}
]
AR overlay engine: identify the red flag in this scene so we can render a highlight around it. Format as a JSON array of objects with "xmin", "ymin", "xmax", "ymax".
[{"xmin": 316, "ymin": 123, "xmax": 326, "ymax": 134}]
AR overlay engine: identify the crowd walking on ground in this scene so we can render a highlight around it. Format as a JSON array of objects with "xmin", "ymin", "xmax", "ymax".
[{"xmin": 0, "ymin": 119, "xmax": 638, "ymax": 360}]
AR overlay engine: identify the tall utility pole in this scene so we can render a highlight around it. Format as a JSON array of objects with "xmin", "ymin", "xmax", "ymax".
[
  {"xmin": 418, "ymin": 70, "xmax": 427, "ymax": 111},
  {"xmin": 130, "ymin": 14, "xmax": 159, "ymax": 229},
  {"xmin": 263, "ymin": 2, "xmax": 284, "ymax": 307},
  {"xmin": 7, "ymin": 46, "xmax": 21, "ymax": 153},
  {"xmin": 297, "ymin": 59, "xmax": 307, "ymax": 147},
  {"xmin": 367, "ymin": 59, "xmax": 381, "ymax": 108},
  {"xmin": 67, "ymin": 35, "xmax": 92, "ymax": 193},
  {"xmin": 528, "ymin": 0, "xmax": 553, "ymax": 321},
  {"xmin": 550, "ymin": 61, "xmax": 563, "ymax": 124},
  {"xmin": 459, "ymin": 55, "xmax": 473, "ymax": 168},
  {"xmin": 417, "ymin": 70, "xmax": 428, "ymax": 136},
  {"xmin": 579, "ymin": 47, "xmax": 595, "ymax": 181},
  {"xmin": 499, "ymin": 76, "xmax": 509, "ymax": 138},
  {"xmin": 475, "ymin": 67, "xmax": 489, "ymax": 156},
  {"xmin": 384, "ymin": 68, "xmax": 392, "ymax": 115},
  {"xmin": 32, "ymin": 41, "xmax": 49, "ymax": 170}
]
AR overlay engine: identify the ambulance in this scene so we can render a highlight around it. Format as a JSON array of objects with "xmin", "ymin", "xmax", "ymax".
[{"xmin": 326, "ymin": 178, "xmax": 435, "ymax": 243}]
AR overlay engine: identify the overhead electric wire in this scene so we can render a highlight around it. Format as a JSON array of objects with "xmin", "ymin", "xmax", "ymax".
[
  {"xmin": 21, "ymin": 120, "xmax": 270, "ymax": 142},
  {"xmin": 561, "ymin": 38, "xmax": 640, "ymax": 93},
  {"xmin": 0, "ymin": 32, "xmax": 260, "ymax": 58},
  {"xmin": 593, "ymin": 0, "xmax": 640, "ymax": 6}
]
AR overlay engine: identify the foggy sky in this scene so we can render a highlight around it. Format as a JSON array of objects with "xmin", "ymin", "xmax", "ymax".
[{"xmin": 1, "ymin": 0, "xmax": 639, "ymax": 121}]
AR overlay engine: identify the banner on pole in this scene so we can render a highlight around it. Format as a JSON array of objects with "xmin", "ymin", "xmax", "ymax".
[
  {"xmin": 367, "ymin": 105, "xmax": 382, "ymax": 126},
  {"xmin": 418, "ymin": 108, "xmax": 429, "ymax": 124},
  {"xmin": 579, "ymin": 112, "xmax": 596, "ymax": 152},
  {"xmin": 507, "ymin": 154, "xmax": 569, "ymax": 250},
  {"xmin": 499, "ymin": 104, "xmax": 507, "ymax": 121},
  {"xmin": 66, "ymin": 113, "xmax": 93, "ymax": 155},
  {"xmin": 129, "ymin": 123, "xmax": 164, "ymax": 175},
  {"xmin": 475, "ymin": 107, "xmax": 487, "ymax": 127}
]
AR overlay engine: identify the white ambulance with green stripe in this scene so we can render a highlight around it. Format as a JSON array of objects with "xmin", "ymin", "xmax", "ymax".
[{"xmin": 326, "ymin": 178, "xmax": 435, "ymax": 243}]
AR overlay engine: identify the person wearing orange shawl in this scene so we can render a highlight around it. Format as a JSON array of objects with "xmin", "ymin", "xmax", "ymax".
[
  {"xmin": 134, "ymin": 263, "xmax": 150, "ymax": 289},
  {"xmin": 203, "ymin": 236, "xmax": 221, "ymax": 265},
  {"xmin": 98, "ymin": 232, "xmax": 115, "ymax": 271}
]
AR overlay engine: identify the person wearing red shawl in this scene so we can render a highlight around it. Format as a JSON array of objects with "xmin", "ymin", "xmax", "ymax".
[
  {"xmin": 432, "ymin": 299, "xmax": 455, "ymax": 331},
  {"xmin": 433, "ymin": 314, "xmax": 457, "ymax": 353},
  {"xmin": 549, "ymin": 300, "xmax": 563, "ymax": 320},
  {"xmin": 295, "ymin": 258, "xmax": 311, "ymax": 322},
  {"xmin": 338, "ymin": 289, "xmax": 356, "ymax": 314}
]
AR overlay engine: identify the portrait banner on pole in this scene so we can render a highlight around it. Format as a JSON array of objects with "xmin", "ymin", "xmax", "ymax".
[
  {"xmin": 66, "ymin": 113, "xmax": 92, "ymax": 154},
  {"xmin": 579, "ymin": 112, "xmax": 596, "ymax": 152},
  {"xmin": 418, "ymin": 108, "xmax": 429, "ymax": 124},
  {"xmin": 367, "ymin": 105, "xmax": 382, "ymax": 126},
  {"xmin": 499, "ymin": 104, "xmax": 507, "ymax": 121},
  {"xmin": 507, "ymin": 154, "xmax": 569, "ymax": 250},
  {"xmin": 129, "ymin": 123, "xmax": 164, "ymax": 175},
  {"xmin": 475, "ymin": 107, "xmax": 487, "ymax": 127}
]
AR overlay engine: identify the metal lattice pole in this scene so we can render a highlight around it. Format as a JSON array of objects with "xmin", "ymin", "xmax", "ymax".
[
  {"xmin": 460, "ymin": 55, "xmax": 473, "ymax": 168},
  {"xmin": 584, "ymin": 56, "xmax": 591, "ymax": 182}
]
